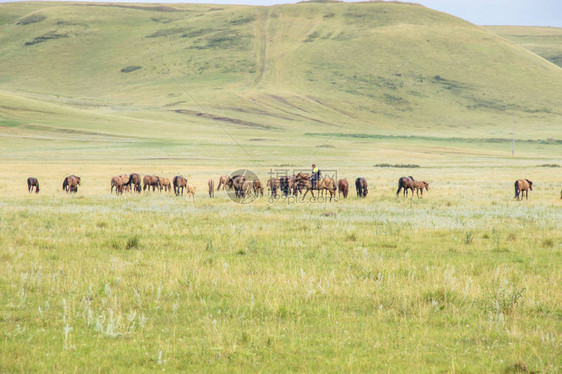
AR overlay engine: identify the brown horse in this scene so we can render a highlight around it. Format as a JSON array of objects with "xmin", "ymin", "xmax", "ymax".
[
  {"xmin": 159, "ymin": 177, "xmax": 172, "ymax": 193},
  {"xmin": 355, "ymin": 177, "xmax": 368, "ymax": 198},
  {"xmin": 173, "ymin": 175, "xmax": 188, "ymax": 196},
  {"xmin": 338, "ymin": 179, "xmax": 349, "ymax": 198},
  {"xmin": 295, "ymin": 173, "xmax": 337, "ymax": 201},
  {"xmin": 208, "ymin": 179, "xmax": 215, "ymax": 197},
  {"xmin": 396, "ymin": 176, "xmax": 415, "ymax": 197},
  {"xmin": 185, "ymin": 184, "xmax": 196, "ymax": 202},
  {"xmin": 514, "ymin": 179, "xmax": 533, "ymax": 200},
  {"xmin": 253, "ymin": 179, "xmax": 264, "ymax": 197},
  {"xmin": 227, "ymin": 175, "xmax": 246, "ymax": 198},
  {"xmin": 125, "ymin": 173, "xmax": 142, "ymax": 193},
  {"xmin": 412, "ymin": 180, "xmax": 429, "ymax": 198},
  {"xmin": 62, "ymin": 175, "xmax": 80, "ymax": 193},
  {"xmin": 216, "ymin": 175, "xmax": 229, "ymax": 191},
  {"xmin": 143, "ymin": 175, "xmax": 159, "ymax": 192},
  {"xmin": 242, "ymin": 181, "xmax": 254, "ymax": 197},
  {"xmin": 267, "ymin": 178, "xmax": 280, "ymax": 197},
  {"xmin": 111, "ymin": 174, "xmax": 129, "ymax": 194},
  {"xmin": 27, "ymin": 177, "xmax": 40, "ymax": 193}
]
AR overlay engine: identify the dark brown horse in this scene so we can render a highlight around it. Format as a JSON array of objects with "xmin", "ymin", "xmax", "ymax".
[
  {"xmin": 125, "ymin": 173, "xmax": 142, "ymax": 193},
  {"xmin": 412, "ymin": 180, "xmax": 429, "ymax": 198},
  {"xmin": 173, "ymin": 175, "xmax": 187, "ymax": 196},
  {"xmin": 267, "ymin": 178, "xmax": 280, "ymax": 197},
  {"xmin": 396, "ymin": 176, "xmax": 415, "ymax": 197},
  {"xmin": 143, "ymin": 175, "xmax": 160, "ymax": 192},
  {"xmin": 62, "ymin": 175, "xmax": 80, "ymax": 193},
  {"xmin": 514, "ymin": 179, "xmax": 533, "ymax": 200},
  {"xmin": 338, "ymin": 179, "xmax": 349, "ymax": 198},
  {"xmin": 208, "ymin": 179, "xmax": 215, "ymax": 197},
  {"xmin": 227, "ymin": 175, "xmax": 246, "ymax": 198},
  {"xmin": 27, "ymin": 177, "xmax": 40, "ymax": 193},
  {"xmin": 355, "ymin": 177, "xmax": 368, "ymax": 198}
]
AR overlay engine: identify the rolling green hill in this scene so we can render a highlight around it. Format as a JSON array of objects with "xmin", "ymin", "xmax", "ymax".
[
  {"xmin": 485, "ymin": 26, "xmax": 562, "ymax": 68},
  {"xmin": 0, "ymin": 1, "xmax": 561, "ymax": 163}
]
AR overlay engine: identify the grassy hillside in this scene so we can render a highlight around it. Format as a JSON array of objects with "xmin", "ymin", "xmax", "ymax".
[
  {"xmin": 0, "ymin": 1, "xmax": 561, "ymax": 166},
  {"xmin": 485, "ymin": 26, "xmax": 562, "ymax": 68}
]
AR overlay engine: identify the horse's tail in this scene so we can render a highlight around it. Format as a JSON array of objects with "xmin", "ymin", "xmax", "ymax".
[
  {"xmin": 62, "ymin": 178, "xmax": 68, "ymax": 191},
  {"xmin": 514, "ymin": 181, "xmax": 519, "ymax": 198},
  {"xmin": 396, "ymin": 180, "xmax": 402, "ymax": 196},
  {"xmin": 356, "ymin": 179, "xmax": 362, "ymax": 197}
]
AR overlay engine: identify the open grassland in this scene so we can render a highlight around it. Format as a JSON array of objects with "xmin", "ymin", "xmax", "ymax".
[
  {"xmin": 0, "ymin": 1, "xmax": 561, "ymax": 372},
  {"xmin": 1, "ymin": 161, "xmax": 561, "ymax": 372}
]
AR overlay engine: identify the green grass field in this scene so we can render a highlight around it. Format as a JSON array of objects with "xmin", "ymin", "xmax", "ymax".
[{"xmin": 0, "ymin": 1, "xmax": 561, "ymax": 372}]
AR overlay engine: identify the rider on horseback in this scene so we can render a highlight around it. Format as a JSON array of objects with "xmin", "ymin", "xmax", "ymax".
[{"xmin": 311, "ymin": 164, "xmax": 320, "ymax": 189}]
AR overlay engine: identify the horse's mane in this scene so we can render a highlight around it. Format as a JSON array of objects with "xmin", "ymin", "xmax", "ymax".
[
  {"xmin": 408, "ymin": 176, "xmax": 415, "ymax": 181},
  {"xmin": 525, "ymin": 179, "xmax": 532, "ymax": 184}
]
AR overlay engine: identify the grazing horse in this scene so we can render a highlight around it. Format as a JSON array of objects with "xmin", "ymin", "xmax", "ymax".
[
  {"xmin": 242, "ymin": 181, "xmax": 254, "ymax": 198},
  {"xmin": 514, "ymin": 179, "xmax": 533, "ymax": 200},
  {"xmin": 355, "ymin": 177, "xmax": 368, "ymax": 198},
  {"xmin": 27, "ymin": 177, "xmax": 40, "ymax": 193},
  {"xmin": 267, "ymin": 178, "xmax": 280, "ymax": 197},
  {"xmin": 338, "ymin": 179, "xmax": 349, "ymax": 198},
  {"xmin": 217, "ymin": 175, "xmax": 229, "ymax": 191},
  {"xmin": 125, "ymin": 173, "xmax": 142, "ymax": 193},
  {"xmin": 253, "ymin": 179, "xmax": 264, "ymax": 197},
  {"xmin": 412, "ymin": 180, "xmax": 429, "ymax": 198},
  {"xmin": 159, "ymin": 177, "xmax": 172, "ymax": 193},
  {"xmin": 208, "ymin": 179, "xmax": 215, "ymax": 197},
  {"xmin": 396, "ymin": 176, "xmax": 415, "ymax": 197},
  {"xmin": 295, "ymin": 173, "xmax": 337, "ymax": 201},
  {"xmin": 173, "ymin": 175, "xmax": 188, "ymax": 196},
  {"xmin": 62, "ymin": 175, "xmax": 80, "ymax": 193},
  {"xmin": 227, "ymin": 175, "xmax": 246, "ymax": 198},
  {"xmin": 279, "ymin": 176, "xmax": 291, "ymax": 196},
  {"xmin": 111, "ymin": 174, "xmax": 128, "ymax": 194},
  {"xmin": 143, "ymin": 175, "xmax": 159, "ymax": 192},
  {"xmin": 185, "ymin": 184, "xmax": 196, "ymax": 202}
]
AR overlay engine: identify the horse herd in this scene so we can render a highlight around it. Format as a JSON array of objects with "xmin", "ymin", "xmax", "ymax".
[{"xmin": 25, "ymin": 174, "xmax": 545, "ymax": 201}]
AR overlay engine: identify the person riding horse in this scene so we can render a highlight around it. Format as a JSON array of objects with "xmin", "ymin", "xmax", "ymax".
[{"xmin": 311, "ymin": 164, "xmax": 320, "ymax": 189}]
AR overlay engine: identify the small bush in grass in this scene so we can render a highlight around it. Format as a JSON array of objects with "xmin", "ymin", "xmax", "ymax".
[
  {"xmin": 121, "ymin": 66, "xmax": 142, "ymax": 73},
  {"xmin": 465, "ymin": 231, "xmax": 474, "ymax": 244},
  {"xmin": 126, "ymin": 236, "xmax": 140, "ymax": 250}
]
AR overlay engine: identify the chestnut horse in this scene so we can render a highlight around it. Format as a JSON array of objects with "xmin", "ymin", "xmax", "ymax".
[
  {"xmin": 159, "ymin": 177, "xmax": 172, "ymax": 193},
  {"xmin": 396, "ymin": 176, "xmax": 415, "ymax": 197},
  {"xmin": 412, "ymin": 180, "xmax": 429, "ymax": 198},
  {"xmin": 253, "ymin": 179, "xmax": 264, "ymax": 197},
  {"xmin": 143, "ymin": 175, "xmax": 160, "ymax": 192},
  {"xmin": 111, "ymin": 174, "xmax": 128, "ymax": 194},
  {"xmin": 208, "ymin": 179, "xmax": 215, "ymax": 197},
  {"xmin": 338, "ymin": 179, "xmax": 349, "ymax": 198},
  {"xmin": 27, "ymin": 177, "xmax": 40, "ymax": 193},
  {"xmin": 295, "ymin": 173, "xmax": 337, "ymax": 201},
  {"xmin": 514, "ymin": 179, "xmax": 533, "ymax": 200},
  {"xmin": 216, "ymin": 175, "xmax": 229, "ymax": 191},
  {"xmin": 62, "ymin": 175, "xmax": 80, "ymax": 193}
]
